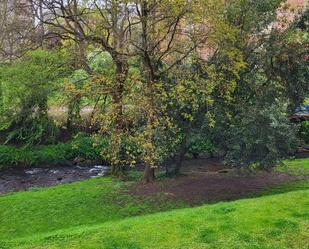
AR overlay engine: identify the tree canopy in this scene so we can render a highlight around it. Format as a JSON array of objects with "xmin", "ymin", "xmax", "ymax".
[{"xmin": 0, "ymin": 0, "xmax": 307, "ymax": 181}]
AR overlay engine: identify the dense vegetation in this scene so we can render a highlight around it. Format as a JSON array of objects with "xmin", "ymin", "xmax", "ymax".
[
  {"xmin": 0, "ymin": 135, "xmax": 108, "ymax": 169},
  {"xmin": 0, "ymin": 0, "xmax": 307, "ymax": 182}
]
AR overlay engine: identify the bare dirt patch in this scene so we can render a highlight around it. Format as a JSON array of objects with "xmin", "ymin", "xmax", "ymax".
[
  {"xmin": 130, "ymin": 158, "xmax": 298, "ymax": 205},
  {"xmin": 0, "ymin": 158, "xmax": 303, "ymax": 200}
]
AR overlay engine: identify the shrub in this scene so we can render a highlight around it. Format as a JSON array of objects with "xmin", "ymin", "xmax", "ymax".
[
  {"xmin": 188, "ymin": 136, "xmax": 216, "ymax": 157},
  {"xmin": 299, "ymin": 121, "xmax": 309, "ymax": 145},
  {"xmin": 0, "ymin": 134, "xmax": 110, "ymax": 169},
  {"xmin": 0, "ymin": 145, "xmax": 25, "ymax": 168},
  {"xmin": 0, "ymin": 49, "xmax": 71, "ymax": 145},
  {"xmin": 0, "ymin": 144, "xmax": 70, "ymax": 169},
  {"xmin": 69, "ymin": 135, "xmax": 102, "ymax": 160},
  {"xmin": 0, "ymin": 133, "xmax": 149, "ymax": 170},
  {"xmin": 4, "ymin": 115, "xmax": 60, "ymax": 145},
  {"xmin": 33, "ymin": 144, "xmax": 71, "ymax": 166},
  {"xmin": 224, "ymin": 103, "xmax": 299, "ymax": 169}
]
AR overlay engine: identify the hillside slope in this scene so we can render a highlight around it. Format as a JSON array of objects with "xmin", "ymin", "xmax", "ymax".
[{"xmin": 2, "ymin": 189, "xmax": 309, "ymax": 249}]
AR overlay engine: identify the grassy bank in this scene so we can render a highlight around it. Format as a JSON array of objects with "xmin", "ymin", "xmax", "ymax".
[
  {"xmin": 1, "ymin": 189, "xmax": 308, "ymax": 249},
  {"xmin": 276, "ymin": 158, "xmax": 309, "ymax": 176},
  {"xmin": 0, "ymin": 158, "xmax": 308, "ymax": 248},
  {"xmin": 0, "ymin": 177, "xmax": 186, "ymax": 242}
]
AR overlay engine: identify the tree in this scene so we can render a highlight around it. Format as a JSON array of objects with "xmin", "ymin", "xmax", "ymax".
[
  {"xmin": 0, "ymin": 49, "xmax": 71, "ymax": 144},
  {"xmin": 213, "ymin": 0, "xmax": 307, "ymax": 169},
  {"xmin": 31, "ymin": 0, "xmax": 137, "ymax": 176},
  {"xmin": 112, "ymin": 0, "xmax": 247, "ymax": 180},
  {"xmin": 0, "ymin": 0, "xmax": 36, "ymax": 60},
  {"xmin": 129, "ymin": 0, "xmax": 189, "ymax": 182}
]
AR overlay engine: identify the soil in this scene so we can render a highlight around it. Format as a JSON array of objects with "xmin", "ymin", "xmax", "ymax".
[
  {"xmin": 130, "ymin": 158, "xmax": 301, "ymax": 205},
  {"xmin": 0, "ymin": 158, "xmax": 306, "ymax": 203}
]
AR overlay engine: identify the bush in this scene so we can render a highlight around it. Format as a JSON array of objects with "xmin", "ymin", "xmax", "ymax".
[
  {"xmin": 0, "ymin": 49, "xmax": 71, "ymax": 145},
  {"xmin": 4, "ymin": 115, "xmax": 60, "ymax": 145},
  {"xmin": 33, "ymin": 144, "xmax": 72, "ymax": 166},
  {"xmin": 0, "ymin": 146, "xmax": 28, "ymax": 168},
  {"xmin": 0, "ymin": 144, "xmax": 70, "ymax": 169},
  {"xmin": 69, "ymin": 134, "xmax": 109, "ymax": 161},
  {"xmin": 188, "ymin": 136, "xmax": 216, "ymax": 157},
  {"xmin": 0, "ymin": 134, "xmax": 149, "ymax": 170},
  {"xmin": 0, "ymin": 134, "xmax": 110, "ymax": 169},
  {"xmin": 299, "ymin": 121, "xmax": 309, "ymax": 145},
  {"xmin": 224, "ymin": 103, "xmax": 299, "ymax": 169}
]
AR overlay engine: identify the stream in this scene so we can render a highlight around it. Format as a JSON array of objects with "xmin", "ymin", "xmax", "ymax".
[{"xmin": 0, "ymin": 165, "xmax": 111, "ymax": 195}]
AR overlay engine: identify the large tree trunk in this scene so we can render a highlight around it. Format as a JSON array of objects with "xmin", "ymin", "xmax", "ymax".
[
  {"xmin": 110, "ymin": 57, "xmax": 128, "ymax": 178},
  {"xmin": 143, "ymin": 165, "xmax": 155, "ymax": 183},
  {"xmin": 111, "ymin": 163, "xmax": 125, "ymax": 178},
  {"xmin": 174, "ymin": 134, "xmax": 187, "ymax": 175},
  {"xmin": 113, "ymin": 57, "xmax": 128, "ymax": 127},
  {"xmin": 140, "ymin": 1, "xmax": 158, "ymax": 183}
]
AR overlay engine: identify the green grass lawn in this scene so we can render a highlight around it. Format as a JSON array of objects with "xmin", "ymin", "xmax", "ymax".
[
  {"xmin": 276, "ymin": 158, "xmax": 309, "ymax": 176},
  {"xmin": 0, "ymin": 177, "xmax": 186, "ymax": 242},
  {"xmin": 2, "ymin": 190, "xmax": 309, "ymax": 249},
  {"xmin": 0, "ymin": 158, "xmax": 308, "ymax": 248}
]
